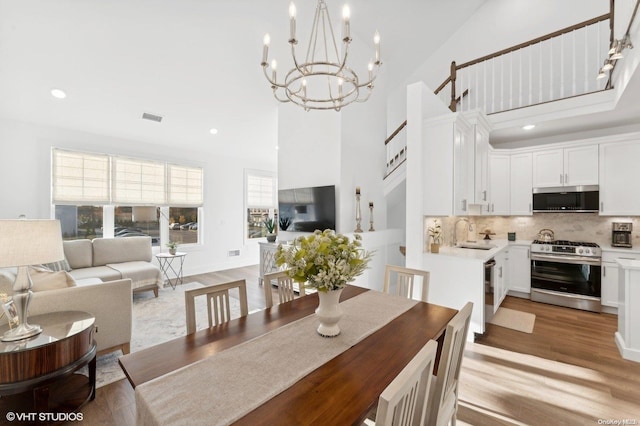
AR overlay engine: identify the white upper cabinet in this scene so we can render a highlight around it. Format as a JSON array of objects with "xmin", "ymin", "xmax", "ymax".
[
  {"xmin": 464, "ymin": 111, "xmax": 492, "ymax": 212},
  {"xmin": 532, "ymin": 145, "xmax": 598, "ymax": 188},
  {"xmin": 599, "ymin": 140, "xmax": 640, "ymax": 215},
  {"xmin": 423, "ymin": 114, "xmax": 469, "ymax": 216},
  {"xmin": 510, "ymin": 153, "xmax": 533, "ymax": 215},
  {"xmin": 488, "ymin": 154, "xmax": 510, "ymax": 215}
]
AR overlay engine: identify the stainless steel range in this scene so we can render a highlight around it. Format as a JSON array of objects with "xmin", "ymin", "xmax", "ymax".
[{"xmin": 530, "ymin": 240, "xmax": 602, "ymax": 312}]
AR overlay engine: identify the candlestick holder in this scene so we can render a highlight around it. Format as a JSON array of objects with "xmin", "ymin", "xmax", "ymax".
[
  {"xmin": 368, "ymin": 202, "xmax": 375, "ymax": 232},
  {"xmin": 354, "ymin": 193, "xmax": 363, "ymax": 233}
]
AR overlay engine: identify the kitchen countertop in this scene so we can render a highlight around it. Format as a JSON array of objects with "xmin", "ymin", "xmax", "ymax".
[
  {"xmin": 600, "ymin": 245, "xmax": 640, "ymax": 254},
  {"xmin": 426, "ymin": 239, "xmax": 533, "ymax": 262}
]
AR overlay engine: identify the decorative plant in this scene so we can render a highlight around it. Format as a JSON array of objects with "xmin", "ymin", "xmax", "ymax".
[
  {"xmin": 166, "ymin": 241, "xmax": 178, "ymax": 250},
  {"xmin": 428, "ymin": 219, "xmax": 443, "ymax": 245},
  {"xmin": 263, "ymin": 218, "xmax": 276, "ymax": 234},
  {"xmin": 279, "ymin": 216, "xmax": 291, "ymax": 231},
  {"xmin": 275, "ymin": 229, "xmax": 373, "ymax": 292}
]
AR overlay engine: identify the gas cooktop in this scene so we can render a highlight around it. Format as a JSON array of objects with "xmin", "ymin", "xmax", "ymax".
[{"xmin": 531, "ymin": 240, "xmax": 601, "ymax": 257}]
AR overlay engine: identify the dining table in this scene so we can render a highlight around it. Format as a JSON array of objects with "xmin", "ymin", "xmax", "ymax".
[{"xmin": 119, "ymin": 285, "xmax": 458, "ymax": 425}]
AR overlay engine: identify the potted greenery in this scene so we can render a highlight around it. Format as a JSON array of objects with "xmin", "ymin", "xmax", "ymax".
[
  {"xmin": 428, "ymin": 219, "xmax": 443, "ymax": 253},
  {"xmin": 275, "ymin": 229, "xmax": 372, "ymax": 336},
  {"xmin": 264, "ymin": 218, "xmax": 277, "ymax": 242},
  {"xmin": 166, "ymin": 241, "xmax": 178, "ymax": 255}
]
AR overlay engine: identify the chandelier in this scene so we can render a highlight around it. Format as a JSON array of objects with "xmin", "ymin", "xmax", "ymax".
[{"xmin": 261, "ymin": 0, "xmax": 382, "ymax": 111}]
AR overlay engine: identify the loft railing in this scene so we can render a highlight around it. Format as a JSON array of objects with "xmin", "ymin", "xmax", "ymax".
[
  {"xmin": 385, "ymin": 120, "xmax": 407, "ymax": 178},
  {"xmin": 435, "ymin": 12, "xmax": 614, "ymax": 114}
]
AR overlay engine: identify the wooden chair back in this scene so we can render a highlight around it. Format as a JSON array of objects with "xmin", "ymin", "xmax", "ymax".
[
  {"xmin": 383, "ymin": 265, "xmax": 430, "ymax": 302},
  {"xmin": 263, "ymin": 270, "xmax": 304, "ymax": 308},
  {"xmin": 425, "ymin": 302, "xmax": 473, "ymax": 426},
  {"xmin": 184, "ymin": 280, "xmax": 249, "ymax": 334},
  {"xmin": 375, "ymin": 340, "xmax": 438, "ymax": 426}
]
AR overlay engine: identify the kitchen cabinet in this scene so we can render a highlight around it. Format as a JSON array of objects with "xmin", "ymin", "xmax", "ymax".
[
  {"xmin": 488, "ymin": 154, "xmax": 510, "ymax": 215},
  {"xmin": 423, "ymin": 114, "xmax": 470, "ymax": 216},
  {"xmin": 532, "ymin": 145, "xmax": 598, "ymax": 188},
  {"xmin": 601, "ymin": 250, "xmax": 640, "ymax": 308},
  {"xmin": 468, "ymin": 112, "xmax": 491, "ymax": 211},
  {"xmin": 493, "ymin": 249, "xmax": 509, "ymax": 313},
  {"xmin": 599, "ymin": 140, "xmax": 640, "ymax": 215},
  {"xmin": 507, "ymin": 244, "xmax": 531, "ymax": 294},
  {"xmin": 510, "ymin": 153, "xmax": 533, "ymax": 215}
]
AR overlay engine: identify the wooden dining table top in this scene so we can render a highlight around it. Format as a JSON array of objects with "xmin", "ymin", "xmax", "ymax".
[{"xmin": 119, "ymin": 285, "xmax": 458, "ymax": 425}]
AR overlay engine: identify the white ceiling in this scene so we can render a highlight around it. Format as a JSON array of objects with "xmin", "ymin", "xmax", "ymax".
[
  {"xmin": 0, "ymin": 0, "xmax": 486, "ymax": 161},
  {"xmin": 1, "ymin": 0, "xmax": 637, "ymax": 161}
]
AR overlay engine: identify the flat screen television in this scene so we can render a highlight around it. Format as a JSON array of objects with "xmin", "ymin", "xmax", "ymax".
[{"xmin": 278, "ymin": 185, "xmax": 336, "ymax": 232}]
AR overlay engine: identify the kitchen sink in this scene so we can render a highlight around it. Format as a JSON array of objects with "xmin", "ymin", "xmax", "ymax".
[{"xmin": 457, "ymin": 242, "xmax": 496, "ymax": 250}]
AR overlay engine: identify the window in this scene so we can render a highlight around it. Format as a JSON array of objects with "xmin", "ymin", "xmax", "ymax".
[
  {"xmin": 52, "ymin": 148, "xmax": 203, "ymax": 246},
  {"xmin": 55, "ymin": 205, "xmax": 104, "ymax": 240},
  {"xmin": 168, "ymin": 207, "xmax": 199, "ymax": 245},
  {"xmin": 245, "ymin": 170, "xmax": 277, "ymax": 239},
  {"xmin": 114, "ymin": 206, "xmax": 160, "ymax": 246}
]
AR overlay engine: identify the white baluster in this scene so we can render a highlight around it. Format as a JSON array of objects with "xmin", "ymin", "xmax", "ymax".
[
  {"xmin": 549, "ymin": 38, "xmax": 554, "ymax": 101},
  {"xmin": 539, "ymin": 42, "xmax": 543, "ymax": 103},
  {"xmin": 529, "ymin": 46, "xmax": 533, "ymax": 106},
  {"xmin": 584, "ymin": 27, "xmax": 589, "ymax": 93}
]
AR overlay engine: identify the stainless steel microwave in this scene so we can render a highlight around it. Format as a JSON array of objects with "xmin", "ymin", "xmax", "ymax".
[{"xmin": 532, "ymin": 185, "xmax": 599, "ymax": 212}]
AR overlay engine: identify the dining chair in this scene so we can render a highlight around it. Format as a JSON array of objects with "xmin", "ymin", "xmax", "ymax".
[
  {"xmin": 383, "ymin": 265, "xmax": 430, "ymax": 302},
  {"xmin": 424, "ymin": 302, "xmax": 473, "ymax": 426},
  {"xmin": 367, "ymin": 339, "xmax": 438, "ymax": 426},
  {"xmin": 263, "ymin": 270, "xmax": 305, "ymax": 309},
  {"xmin": 184, "ymin": 279, "xmax": 249, "ymax": 334}
]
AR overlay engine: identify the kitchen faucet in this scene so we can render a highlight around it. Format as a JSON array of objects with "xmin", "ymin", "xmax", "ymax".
[{"xmin": 453, "ymin": 218, "xmax": 471, "ymax": 246}]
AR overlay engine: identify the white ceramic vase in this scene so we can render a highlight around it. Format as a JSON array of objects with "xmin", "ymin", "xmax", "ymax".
[{"xmin": 315, "ymin": 287, "xmax": 344, "ymax": 337}]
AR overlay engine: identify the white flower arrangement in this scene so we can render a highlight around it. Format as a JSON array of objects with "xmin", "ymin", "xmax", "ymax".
[
  {"xmin": 275, "ymin": 229, "xmax": 373, "ymax": 292},
  {"xmin": 428, "ymin": 219, "xmax": 443, "ymax": 244}
]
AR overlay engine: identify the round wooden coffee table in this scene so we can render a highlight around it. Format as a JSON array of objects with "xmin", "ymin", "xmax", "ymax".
[{"xmin": 0, "ymin": 311, "xmax": 96, "ymax": 416}]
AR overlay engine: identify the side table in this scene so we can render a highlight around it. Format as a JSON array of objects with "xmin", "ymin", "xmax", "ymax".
[
  {"xmin": 156, "ymin": 252, "xmax": 187, "ymax": 290},
  {"xmin": 0, "ymin": 311, "xmax": 96, "ymax": 415}
]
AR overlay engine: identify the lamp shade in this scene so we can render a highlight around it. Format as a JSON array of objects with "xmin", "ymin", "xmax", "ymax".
[{"xmin": 0, "ymin": 220, "xmax": 64, "ymax": 267}]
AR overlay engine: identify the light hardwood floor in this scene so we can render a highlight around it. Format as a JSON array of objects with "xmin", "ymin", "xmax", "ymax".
[{"xmin": 75, "ymin": 266, "xmax": 640, "ymax": 425}]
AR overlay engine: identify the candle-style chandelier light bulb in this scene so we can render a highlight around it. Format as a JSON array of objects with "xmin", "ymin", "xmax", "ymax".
[{"xmin": 260, "ymin": 0, "xmax": 382, "ymax": 111}]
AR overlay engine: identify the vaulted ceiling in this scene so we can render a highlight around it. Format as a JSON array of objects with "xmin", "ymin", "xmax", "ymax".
[
  {"xmin": 1, "ymin": 0, "xmax": 637, "ymax": 161},
  {"xmin": 0, "ymin": 0, "xmax": 486, "ymax": 161}
]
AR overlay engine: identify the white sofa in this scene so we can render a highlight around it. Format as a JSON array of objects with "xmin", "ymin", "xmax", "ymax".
[
  {"xmin": 0, "ymin": 269, "xmax": 132, "ymax": 356},
  {"xmin": 63, "ymin": 236, "xmax": 163, "ymax": 297}
]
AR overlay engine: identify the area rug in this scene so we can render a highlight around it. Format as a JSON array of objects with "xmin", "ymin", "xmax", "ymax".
[
  {"xmin": 489, "ymin": 307, "xmax": 536, "ymax": 333},
  {"xmin": 95, "ymin": 282, "xmax": 243, "ymax": 388}
]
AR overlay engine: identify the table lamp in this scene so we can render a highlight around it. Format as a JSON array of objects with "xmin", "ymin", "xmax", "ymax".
[{"xmin": 0, "ymin": 219, "xmax": 64, "ymax": 342}]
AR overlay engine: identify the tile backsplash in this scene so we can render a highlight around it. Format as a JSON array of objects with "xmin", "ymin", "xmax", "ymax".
[{"xmin": 424, "ymin": 214, "xmax": 640, "ymax": 250}]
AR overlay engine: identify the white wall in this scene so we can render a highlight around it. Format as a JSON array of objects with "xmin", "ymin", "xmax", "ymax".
[
  {"xmin": 0, "ymin": 118, "xmax": 276, "ymax": 276},
  {"xmin": 277, "ymin": 33, "xmax": 390, "ymax": 235}
]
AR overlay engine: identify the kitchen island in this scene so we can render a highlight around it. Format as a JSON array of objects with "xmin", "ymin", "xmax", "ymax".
[
  {"xmin": 421, "ymin": 239, "xmax": 532, "ymax": 338},
  {"xmin": 615, "ymin": 259, "xmax": 640, "ymax": 362}
]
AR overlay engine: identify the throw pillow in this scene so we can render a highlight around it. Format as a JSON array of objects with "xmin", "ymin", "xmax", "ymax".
[
  {"xmin": 29, "ymin": 267, "xmax": 76, "ymax": 292},
  {"xmin": 42, "ymin": 258, "xmax": 72, "ymax": 272}
]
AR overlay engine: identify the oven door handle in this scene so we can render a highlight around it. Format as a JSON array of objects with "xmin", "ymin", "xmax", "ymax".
[{"xmin": 530, "ymin": 253, "xmax": 601, "ymax": 266}]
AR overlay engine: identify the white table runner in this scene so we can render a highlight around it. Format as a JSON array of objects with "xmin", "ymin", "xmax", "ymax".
[{"xmin": 135, "ymin": 290, "xmax": 418, "ymax": 426}]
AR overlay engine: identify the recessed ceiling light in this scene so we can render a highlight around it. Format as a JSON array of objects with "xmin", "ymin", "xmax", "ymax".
[
  {"xmin": 209, "ymin": 128, "xmax": 218, "ymax": 135},
  {"xmin": 51, "ymin": 88, "xmax": 67, "ymax": 99},
  {"xmin": 275, "ymin": 145, "xmax": 279, "ymax": 150},
  {"xmin": 522, "ymin": 124, "xmax": 536, "ymax": 130}
]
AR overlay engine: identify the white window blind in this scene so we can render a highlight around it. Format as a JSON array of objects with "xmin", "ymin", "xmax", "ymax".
[
  {"xmin": 247, "ymin": 173, "xmax": 276, "ymax": 208},
  {"xmin": 168, "ymin": 165, "xmax": 203, "ymax": 206},
  {"xmin": 112, "ymin": 157, "xmax": 166, "ymax": 205},
  {"xmin": 52, "ymin": 149, "xmax": 110, "ymax": 204}
]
